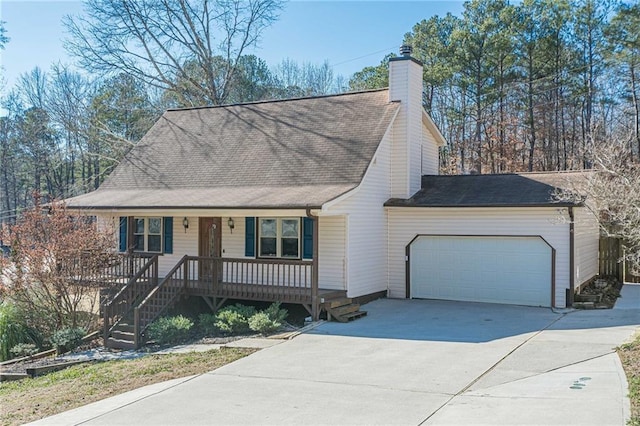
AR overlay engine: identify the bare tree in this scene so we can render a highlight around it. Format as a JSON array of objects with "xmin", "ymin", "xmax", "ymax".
[
  {"xmin": 0, "ymin": 198, "xmax": 117, "ymax": 336},
  {"xmin": 64, "ymin": 0, "xmax": 283, "ymax": 107},
  {"xmin": 272, "ymin": 59, "xmax": 340, "ymax": 97},
  {"xmin": 556, "ymin": 139, "xmax": 640, "ymax": 275}
]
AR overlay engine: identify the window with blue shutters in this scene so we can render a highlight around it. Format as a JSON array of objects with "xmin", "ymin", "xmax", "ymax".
[
  {"xmin": 120, "ymin": 216, "xmax": 173, "ymax": 254},
  {"xmin": 245, "ymin": 217, "xmax": 314, "ymax": 259}
]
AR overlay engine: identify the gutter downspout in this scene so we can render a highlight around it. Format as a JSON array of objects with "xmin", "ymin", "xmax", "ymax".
[
  {"xmin": 306, "ymin": 207, "xmax": 320, "ymax": 321},
  {"xmin": 568, "ymin": 207, "xmax": 575, "ymax": 307}
]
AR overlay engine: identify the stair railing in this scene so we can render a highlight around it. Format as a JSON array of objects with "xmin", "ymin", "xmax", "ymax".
[
  {"xmin": 103, "ymin": 254, "xmax": 159, "ymax": 343},
  {"xmin": 133, "ymin": 255, "xmax": 189, "ymax": 347}
]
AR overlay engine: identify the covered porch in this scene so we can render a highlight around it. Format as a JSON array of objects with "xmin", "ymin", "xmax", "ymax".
[
  {"xmin": 113, "ymin": 211, "xmax": 348, "ymax": 304},
  {"xmin": 101, "ymin": 210, "xmax": 350, "ymax": 348}
]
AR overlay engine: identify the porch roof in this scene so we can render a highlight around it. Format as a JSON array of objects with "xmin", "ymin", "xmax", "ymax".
[
  {"xmin": 60, "ymin": 185, "xmax": 352, "ymax": 210},
  {"xmin": 65, "ymin": 89, "xmax": 399, "ymax": 210}
]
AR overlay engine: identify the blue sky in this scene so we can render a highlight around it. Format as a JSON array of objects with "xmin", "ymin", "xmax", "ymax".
[{"xmin": 0, "ymin": 0, "xmax": 464, "ymax": 94}]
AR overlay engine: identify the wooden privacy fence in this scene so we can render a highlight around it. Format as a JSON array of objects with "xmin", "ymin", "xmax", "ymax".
[{"xmin": 599, "ymin": 237, "xmax": 640, "ymax": 283}]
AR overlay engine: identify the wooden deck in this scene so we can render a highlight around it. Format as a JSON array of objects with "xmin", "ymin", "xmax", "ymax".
[
  {"xmin": 185, "ymin": 280, "xmax": 344, "ymax": 304},
  {"xmin": 103, "ymin": 254, "xmax": 337, "ymax": 349}
]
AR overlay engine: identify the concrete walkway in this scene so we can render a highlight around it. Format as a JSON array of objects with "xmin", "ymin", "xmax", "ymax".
[{"xmin": 29, "ymin": 288, "xmax": 640, "ymax": 426}]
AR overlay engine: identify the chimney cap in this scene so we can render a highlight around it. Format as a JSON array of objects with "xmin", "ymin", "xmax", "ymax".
[{"xmin": 399, "ymin": 44, "xmax": 413, "ymax": 56}]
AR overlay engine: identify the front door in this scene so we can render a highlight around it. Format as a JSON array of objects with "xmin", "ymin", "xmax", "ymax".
[{"xmin": 199, "ymin": 217, "xmax": 222, "ymax": 283}]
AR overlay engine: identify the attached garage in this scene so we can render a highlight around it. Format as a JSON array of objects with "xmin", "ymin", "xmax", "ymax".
[
  {"xmin": 409, "ymin": 235, "xmax": 553, "ymax": 307},
  {"xmin": 386, "ymin": 173, "xmax": 601, "ymax": 309}
]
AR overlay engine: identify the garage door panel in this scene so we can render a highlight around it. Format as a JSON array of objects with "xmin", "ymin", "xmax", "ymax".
[{"xmin": 410, "ymin": 236, "xmax": 551, "ymax": 307}]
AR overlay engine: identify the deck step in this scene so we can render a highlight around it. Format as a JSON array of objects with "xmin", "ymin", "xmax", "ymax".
[
  {"xmin": 320, "ymin": 290, "xmax": 347, "ymax": 302},
  {"xmin": 323, "ymin": 297, "xmax": 352, "ymax": 309},
  {"xmin": 342, "ymin": 310, "xmax": 367, "ymax": 321},
  {"xmin": 106, "ymin": 337, "xmax": 136, "ymax": 350},
  {"xmin": 113, "ymin": 323, "xmax": 135, "ymax": 333},
  {"xmin": 110, "ymin": 330, "xmax": 135, "ymax": 340},
  {"xmin": 331, "ymin": 303, "xmax": 360, "ymax": 317},
  {"xmin": 325, "ymin": 297, "xmax": 367, "ymax": 323}
]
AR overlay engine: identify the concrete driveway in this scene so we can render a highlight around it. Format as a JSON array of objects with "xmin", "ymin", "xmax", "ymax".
[{"xmin": 32, "ymin": 286, "xmax": 640, "ymax": 426}]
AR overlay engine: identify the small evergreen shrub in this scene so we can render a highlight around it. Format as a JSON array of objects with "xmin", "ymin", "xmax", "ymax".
[
  {"xmin": 263, "ymin": 302, "xmax": 288, "ymax": 323},
  {"xmin": 248, "ymin": 302, "xmax": 288, "ymax": 334},
  {"xmin": 50, "ymin": 327, "xmax": 86, "ymax": 354},
  {"xmin": 147, "ymin": 315, "xmax": 193, "ymax": 345},
  {"xmin": 198, "ymin": 313, "xmax": 218, "ymax": 335},
  {"xmin": 0, "ymin": 302, "xmax": 32, "ymax": 361},
  {"xmin": 214, "ymin": 304, "xmax": 256, "ymax": 335},
  {"xmin": 248, "ymin": 312, "xmax": 280, "ymax": 334},
  {"xmin": 10, "ymin": 343, "xmax": 38, "ymax": 358}
]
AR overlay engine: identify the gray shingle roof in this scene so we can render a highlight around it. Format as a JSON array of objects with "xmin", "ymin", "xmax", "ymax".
[
  {"xmin": 385, "ymin": 172, "xmax": 587, "ymax": 208},
  {"xmin": 65, "ymin": 89, "xmax": 399, "ymax": 209}
]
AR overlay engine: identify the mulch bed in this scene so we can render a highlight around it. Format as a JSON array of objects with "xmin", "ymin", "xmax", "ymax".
[
  {"xmin": 1, "ymin": 325, "xmax": 297, "ymax": 378},
  {"xmin": 574, "ymin": 276, "xmax": 623, "ymax": 309}
]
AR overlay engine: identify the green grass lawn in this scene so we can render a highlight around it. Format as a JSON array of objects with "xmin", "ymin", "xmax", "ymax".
[
  {"xmin": 0, "ymin": 347, "xmax": 255, "ymax": 426},
  {"xmin": 619, "ymin": 334, "xmax": 640, "ymax": 426}
]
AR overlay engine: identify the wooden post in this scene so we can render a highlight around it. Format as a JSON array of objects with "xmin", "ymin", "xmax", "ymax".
[
  {"xmin": 311, "ymin": 215, "xmax": 319, "ymax": 321},
  {"xmin": 103, "ymin": 306, "xmax": 109, "ymax": 345},
  {"xmin": 154, "ymin": 257, "xmax": 159, "ymax": 287},
  {"xmin": 133, "ymin": 307, "xmax": 140, "ymax": 349}
]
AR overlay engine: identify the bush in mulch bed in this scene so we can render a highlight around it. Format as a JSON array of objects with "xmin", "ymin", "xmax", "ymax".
[{"xmin": 574, "ymin": 276, "xmax": 623, "ymax": 309}]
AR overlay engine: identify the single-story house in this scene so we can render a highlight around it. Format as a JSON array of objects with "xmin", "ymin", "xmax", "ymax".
[{"xmin": 64, "ymin": 46, "xmax": 599, "ymax": 348}]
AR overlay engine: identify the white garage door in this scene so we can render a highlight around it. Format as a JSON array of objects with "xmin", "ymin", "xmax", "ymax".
[{"xmin": 410, "ymin": 236, "xmax": 552, "ymax": 307}]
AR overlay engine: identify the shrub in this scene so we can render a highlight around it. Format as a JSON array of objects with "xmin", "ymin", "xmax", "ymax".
[
  {"xmin": 147, "ymin": 315, "xmax": 193, "ymax": 345},
  {"xmin": 198, "ymin": 313, "xmax": 218, "ymax": 335},
  {"xmin": 10, "ymin": 343, "xmax": 38, "ymax": 358},
  {"xmin": 0, "ymin": 301, "xmax": 35, "ymax": 361},
  {"xmin": 50, "ymin": 327, "xmax": 86, "ymax": 354},
  {"xmin": 214, "ymin": 304, "xmax": 256, "ymax": 335},
  {"xmin": 248, "ymin": 312, "xmax": 281, "ymax": 334},
  {"xmin": 263, "ymin": 302, "xmax": 288, "ymax": 324},
  {"xmin": 248, "ymin": 303, "xmax": 288, "ymax": 334}
]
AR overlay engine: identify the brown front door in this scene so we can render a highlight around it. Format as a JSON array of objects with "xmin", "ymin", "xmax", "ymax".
[{"xmin": 199, "ymin": 217, "xmax": 222, "ymax": 283}]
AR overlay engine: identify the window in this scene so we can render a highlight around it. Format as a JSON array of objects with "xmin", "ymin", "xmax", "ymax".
[
  {"xmin": 259, "ymin": 218, "xmax": 299, "ymax": 258},
  {"xmin": 133, "ymin": 217, "xmax": 163, "ymax": 253}
]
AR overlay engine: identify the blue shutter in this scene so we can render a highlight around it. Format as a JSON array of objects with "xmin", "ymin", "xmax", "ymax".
[
  {"xmin": 302, "ymin": 217, "xmax": 314, "ymax": 259},
  {"xmin": 119, "ymin": 217, "xmax": 128, "ymax": 252},
  {"xmin": 163, "ymin": 217, "xmax": 173, "ymax": 254},
  {"xmin": 245, "ymin": 217, "xmax": 255, "ymax": 257}
]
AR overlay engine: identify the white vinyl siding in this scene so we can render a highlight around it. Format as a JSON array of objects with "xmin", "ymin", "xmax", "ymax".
[
  {"xmin": 222, "ymin": 216, "xmax": 246, "ymax": 258},
  {"xmin": 389, "ymin": 57, "xmax": 424, "ymax": 198},
  {"xmin": 387, "ymin": 207, "xmax": 571, "ymax": 308},
  {"xmin": 390, "ymin": 118, "xmax": 407, "ymax": 198},
  {"xmin": 327, "ymin": 129, "xmax": 393, "ymax": 298},
  {"xmin": 318, "ymin": 215, "xmax": 346, "ymax": 291},
  {"xmin": 159, "ymin": 216, "xmax": 198, "ymax": 277},
  {"xmin": 422, "ymin": 125, "xmax": 439, "ymax": 175},
  {"xmin": 574, "ymin": 207, "xmax": 600, "ymax": 287}
]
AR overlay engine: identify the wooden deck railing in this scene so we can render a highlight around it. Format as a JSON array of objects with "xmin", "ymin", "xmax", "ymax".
[
  {"xmin": 134, "ymin": 255, "xmax": 190, "ymax": 343},
  {"xmin": 131, "ymin": 256, "xmax": 316, "ymax": 347},
  {"xmin": 103, "ymin": 254, "xmax": 159, "ymax": 342},
  {"xmin": 67, "ymin": 252, "xmax": 155, "ymax": 285}
]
